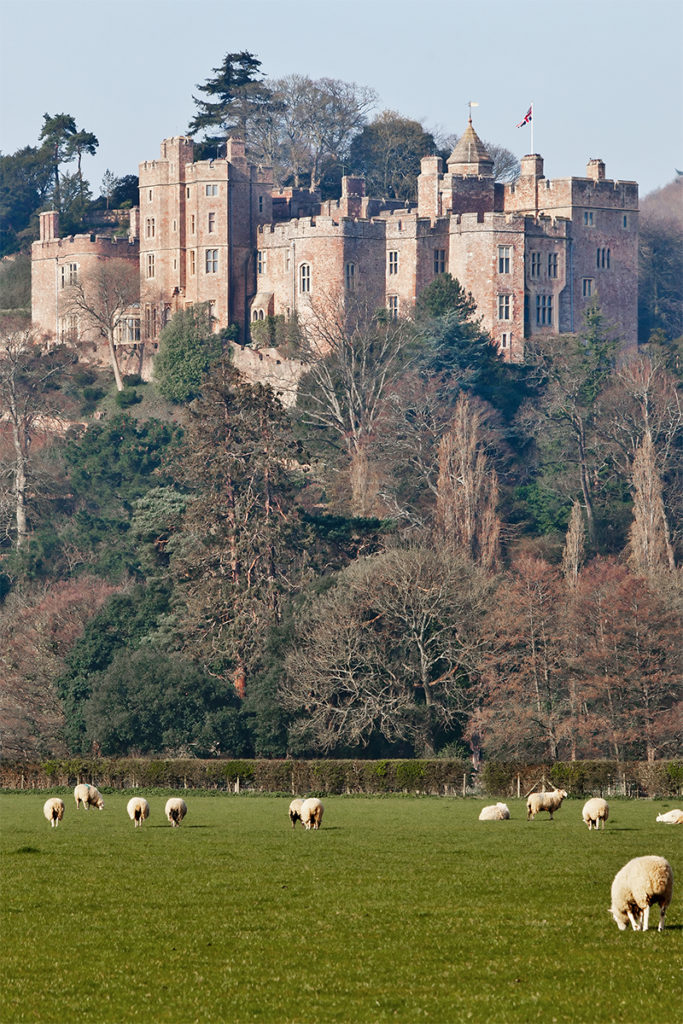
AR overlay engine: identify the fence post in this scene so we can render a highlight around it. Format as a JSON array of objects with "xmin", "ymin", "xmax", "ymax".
[
  {"xmin": 517, "ymin": 774, "xmax": 521, "ymax": 799},
  {"xmin": 462, "ymin": 773, "xmax": 466, "ymax": 798},
  {"xmin": 235, "ymin": 776, "xmax": 240, "ymax": 794}
]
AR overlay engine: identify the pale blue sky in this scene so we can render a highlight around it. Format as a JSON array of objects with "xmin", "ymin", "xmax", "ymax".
[{"xmin": 1, "ymin": 0, "xmax": 681, "ymax": 198}]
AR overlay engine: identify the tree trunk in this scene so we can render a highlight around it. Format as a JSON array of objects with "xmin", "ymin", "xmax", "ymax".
[
  {"xmin": 11, "ymin": 422, "xmax": 29, "ymax": 549},
  {"xmin": 106, "ymin": 329, "xmax": 125, "ymax": 392}
]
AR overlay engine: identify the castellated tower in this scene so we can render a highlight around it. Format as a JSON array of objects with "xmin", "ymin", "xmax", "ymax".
[{"xmin": 138, "ymin": 135, "xmax": 273, "ymax": 344}]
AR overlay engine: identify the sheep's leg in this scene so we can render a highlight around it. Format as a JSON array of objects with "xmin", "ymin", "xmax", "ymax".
[
  {"xmin": 657, "ymin": 907, "xmax": 666, "ymax": 932},
  {"xmin": 627, "ymin": 909, "xmax": 640, "ymax": 930},
  {"xmin": 641, "ymin": 905, "xmax": 650, "ymax": 931}
]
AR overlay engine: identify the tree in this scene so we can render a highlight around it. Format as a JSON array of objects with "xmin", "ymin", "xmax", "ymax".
[
  {"xmin": 83, "ymin": 647, "xmax": 248, "ymax": 757},
  {"xmin": 169, "ymin": 357, "xmax": 307, "ymax": 697},
  {"xmin": 467, "ymin": 557, "xmax": 568, "ymax": 761},
  {"xmin": 349, "ymin": 111, "xmax": 436, "ymax": 201},
  {"xmin": 188, "ymin": 51, "xmax": 273, "ymax": 144},
  {"xmin": 0, "ymin": 146, "xmax": 53, "ymax": 254},
  {"xmin": 253, "ymin": 75, "xmax": 377, "ymax": 190},
  {"xmin": 561, "ymin": 499, "xmax": 585, "ymax": 587},
  {"xmin": 0, "ymin": 329, "xmax": 73, "ymax": 550},
  {"xmin": 435, "ymin": 393, "xmax": 501, "ymax": 569},
  {"xmin": 518, "ymin": 303, "xmax": 618, "ymax": 546},
  {"xmin": 638, "ymin": 180, "xmax": 683, "ymax": 341},
  {"xmin": 294, "ymin": 298, "xmax": 418, "ymax": 514},
  {"xmin": 66, "ymin": 130, "xmax": 99, "ymax": 206},
  {"xmin": 628, "ymin": 430, "xmax": 675, "ymax": 573},
  {"xmin": 280, "ymin": 546, "xmax": 491, "ymax": 756},
  {"xmin": 63, "ymin": 258, "xmax": 139, "ymax": 390},
  {"xmin": 38, "ymin": 112, "xmax": 77, "ymax": 211},
  {"xmin": 154, "ymin": 303, "xmax": 221, "ymax": 402}
]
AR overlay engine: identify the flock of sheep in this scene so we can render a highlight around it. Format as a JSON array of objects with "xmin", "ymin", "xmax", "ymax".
[
  {"xmin": 42, "ymin": 783, "xmax": 677, "ymax": 932},
  {"xmin": 478, "ymin": 787, "xmax": 679, "ymax": 932}
]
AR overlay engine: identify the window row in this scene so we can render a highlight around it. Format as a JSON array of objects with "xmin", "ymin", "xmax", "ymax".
[
  {"xmin": 597, "ymin": 247, "xmax": 611, "ymax": 269},
  {"xmin": 529, "ymin": 252, "xmax": 559, "ymax": 278}
]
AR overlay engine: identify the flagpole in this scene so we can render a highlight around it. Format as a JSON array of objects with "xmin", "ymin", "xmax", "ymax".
[{"xmin": 531, "ymin": 103, "xmax": 534, "ymax": 154}]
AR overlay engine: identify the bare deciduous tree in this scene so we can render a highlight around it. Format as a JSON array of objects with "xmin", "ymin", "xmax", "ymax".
[{"xmin": 64, "ymin": 258, "xmax": 139, "ymax": 391}]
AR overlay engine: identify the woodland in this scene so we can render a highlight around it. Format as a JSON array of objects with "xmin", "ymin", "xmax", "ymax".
[{"xmin": 0, "ymin": 52, "xmax": 681, "ymax": 765}]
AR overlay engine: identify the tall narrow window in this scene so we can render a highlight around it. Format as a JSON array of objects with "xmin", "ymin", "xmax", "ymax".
[
  {"xmin": 434, "ymin": 249, "xmax": 445, "ymax": 274},
  {"xmin": 60, "ymin": 263, "xmax": 78, "ymax": 288},
  {"xmin": 299, "ymin": 263, "xmax": 311, "ymax": 293},
  {"xmin": 582, "ymin": 278, "xmax": 593, "ymax": 297},
  {"xmin": 388, "ymin": 251, "xmax": 399, "ymax": 275},
  {"xmin": 258, "ymin": 195, "xmax": 264, "ymax": 213},
  {"xmin": 146, "ymin": 254, "xmax": 155, "ymax": 279},
  {"xmin": 257, "ymin": 250, "xmax": 266, "ymax": 275},
  {"xmin": 500, "ymin": 332, "xmax": 510, "ymax": 350},
  {"xmin": 145, "ymin": 217, "xmax": 155, "ymax": 239},
  {"xmin": 536, "ymin": 294, "xmax": 553, "ymax": 326},
  {"xmin": 189, "ymin": 250, "xmax": 196, "ymax": 276},
  {"xmin": 584, "ymin": 211, "xmax": 594, "ymax": 226},
  {"xmin": 388, "ymin": 295, "xmax": 399, "ymax": 319},
  {"xmin": 597, "ymin": 247, "xmax": 611, "ymax": 269},
  {"xmin": 345, "ymin": 262, "xmax": 355, "ymax": 291},
  {"xmin": 190, "ymin": 214, "xmax": 196, "ymax": 234},
  {"xmin": 498, "ymin": 245, "xmax": 511, "ymax": 274},
  {"xmin": 497, "ymin": 294, "xmax": 511, "ymax": 320},
  {"xmin": 205, "ymin": 183, "xmax": 218, "ymax": 196},
  {"xmin": 208, "ymin": 212, "xmax": 215, "ymax": 233},
  {"xmin": 205, "ymin": 249, "xmax": 218, "ymax": 274},
  {"xmin": 530, "ymin": 252, "xmax": 541, "ymax": 277},
  {"xmin": 548, "ymin": 252, "xmax": 558, "ymax": 278},
  {"xmin": 152, "ymin": 307, "xmax": 158, "ymax": 336}
]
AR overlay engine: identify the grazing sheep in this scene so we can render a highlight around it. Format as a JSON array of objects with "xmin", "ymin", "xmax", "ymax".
[
  {"xmin": 289, "ymin": 798, "xmax": 304, "ymax": 828},
  {"xmin": 582, "ymin": 797, "xmax": 609, "ymax": 831},
  {"xmin": 478, "ymin": 802, "xmax": 510, "ymax": 821},
  {"xmin": 165, "ymin": 797, "xmax": 187, "ymax": 827},
  {"xmin": 656, "ymin": 809, "xmax": 683, "ymax": 825},
  {"xmin": 74, "ymin": 783, "xmax": 104, "ymax": 811},
  {"xmin": 43, "ymin": 797, "xmax": 64, "ymax": 828},
  {"xmin": 526, "ymin": 787, "xmax": 568, "ymax": 821},
  {"xmin": 300, "ymin": 797, "xmax": 324, "ymax": 830},
  {"xmin": 609, "ymin": 856, "xmax": 673, "ymax": 932},
  {"xmin": 127, "ymin": 797, "xmax": 150, "ymax": 828}
]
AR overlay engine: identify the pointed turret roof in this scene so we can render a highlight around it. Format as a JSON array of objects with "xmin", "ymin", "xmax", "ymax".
[{"xmin": 447, "ymin": 118, "xmax": 494, "ymax": 177}]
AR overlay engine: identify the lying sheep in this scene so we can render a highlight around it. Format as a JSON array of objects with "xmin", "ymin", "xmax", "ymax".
[
  {"xmin": 526, "ymin": 787, "xmax": 567, "ymax": 821},
  {"xmin": 479, "ymin": 802, "xmax": 510, "ymax": 821},
  {"xmin": 656, "ymin": 809, "xmax": 683, "ymax": 825},
  {"xmin": 300, "ymin": 797, "xmax": 324, "ymax": 830},
  {"xmin": 609, "ymin": 856, "xmax": 673, "ymax": 932},
  {"xmin": 289, "ymin": 798, "xmax": 304, "ymax": 828},
  {"xmin": 74, "ymin": 783, "xmax": 104, "ymax": 811},
  {"xmin": 582, "ymin": 797, "xmax": 609, "ymax": 830},
  {"xmin": 43, "ymin": 797, "xmax": 64, "ymax": 828},
  {"xmin": 127, "ymin": 797, "xmax": 150, "ymax": 828},
  {"xmin": 165, "ymin": 797, "xmax": 187, "ymax": 827}
]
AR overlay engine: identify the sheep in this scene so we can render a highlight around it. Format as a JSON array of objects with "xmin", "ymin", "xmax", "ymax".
[
  {"xmin": 656, "ymin": 809, "xmax": 683, "ymax": 825},
  {"xmin": 478, "ymin": 802, "xmax": 510, "ymax": 821},
  {"xmin": 300, "ymin": 797, "xmax": 324, "ymax": 830},
  {"xmin": 43, "ymin": 797, "xmax": 64, "ymax": 828},
  {"xmin": 526, "ymin": 787, "xmax": 567, "ymax": 821},
  {"xmin": 582, "ymin": 797, "xmax": 609, "ymax": 830},
  {"xmin": 127, "ymin": 797, "xmax": 150, "ymax": 828},
  {"xmin": 609, "ymin": 856, "xmax": 673, "ymax": 932},
  {"xmin": 74, "ymin": 783, "xmax": 104, "ymax": 811},
  {"xmin": 165, "ymin": 797, "xmax": 187, "ymax": 827},
  {"xmin": 288, "ymin": 798, "xmax": 304, "ymax": 828}
]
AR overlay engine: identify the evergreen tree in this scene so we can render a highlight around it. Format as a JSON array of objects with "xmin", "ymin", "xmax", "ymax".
[{"xmin": 188, "ymin": 51, "xmax": 272, "ymax": 143}]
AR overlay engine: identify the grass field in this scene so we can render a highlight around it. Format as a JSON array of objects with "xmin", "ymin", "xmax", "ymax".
[{"xmin": 1, "ymin": 792, "xmax": 680, "ymax": 1024}]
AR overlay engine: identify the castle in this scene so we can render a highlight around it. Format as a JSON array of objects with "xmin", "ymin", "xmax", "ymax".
[{"xmin": 31, "ymin": 118, "xmax": 639, "ymax": 377}]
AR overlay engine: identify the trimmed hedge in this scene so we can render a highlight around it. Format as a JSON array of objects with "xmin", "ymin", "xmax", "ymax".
[{"xmin": 1, "ymin": 758, "xmax": 681, "ymax": 797}]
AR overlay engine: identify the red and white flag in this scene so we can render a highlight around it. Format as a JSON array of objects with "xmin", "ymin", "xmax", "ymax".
[{"xmin": 516, "ymin": 105, "xmax": 533, "ymax": 127}]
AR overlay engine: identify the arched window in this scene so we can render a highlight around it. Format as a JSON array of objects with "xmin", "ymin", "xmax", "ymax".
[
  {"xmin": 258, "ymin": 309, "xmax": 265, "ymax": 320},
  {"xmin": 299, "ymin": 262, "xmax": 311, "ymax": 294},
  {"xmin": 252, "ymin": 310, "xmax": 259, "ymax": 321}
]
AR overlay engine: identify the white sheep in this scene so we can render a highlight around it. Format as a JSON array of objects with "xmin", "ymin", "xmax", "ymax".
[
  {"xmin": 656, "ymin": 809, "xmax": 683, "ymax": 825},
  {"xmin": 43, "ymin": 797, "xmax": 64, "ymax": 828},
  {"xmin": 300, "ymin": 797, "xmax": 324, "ymax": 830},
  {"xmin": 609, "ymin": 856, "xmax": 673, "ymax": 932},
  {"xmin": 74, "ymin": 783, "xmax": 104, "ymax": 811},
  {"xmin": 288, "ymin": 798, "xmax": 304, "ymax": 828},
  {"xmin": 582, "ymin": 797, "xmax": 609, "ymax": 830},
  {"xmin": 478, "ymin": 802, "xmax": 510, "ymax": 821},
  {"xmin": 165, "ymin": 797, "xmax": 187, "ymax": 827},
  {"xmin": 127, "ymin": 797, "xmax": 150, "ymax": 828},
  {"xmin": 526, "ymin": 787, "xmax": 567, "ymax": 821}
]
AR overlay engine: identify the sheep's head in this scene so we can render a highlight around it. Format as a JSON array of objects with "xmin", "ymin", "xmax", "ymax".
[{"xmin": 608, "ymin": 907, "xmax": 628, "ymax": 930}]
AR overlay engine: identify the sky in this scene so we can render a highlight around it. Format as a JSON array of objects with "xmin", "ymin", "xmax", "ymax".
[{"xmin": 1, "ymin": 0, "xmax": 682, "ymax": 200}]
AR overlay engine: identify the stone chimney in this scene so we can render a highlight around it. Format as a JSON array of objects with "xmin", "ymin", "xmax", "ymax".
[
  {"xmin": 39, "ymin": 210, "xmax": 59, "ymax": 241},
  {"xmin": 520, "ymin": 155, "xmax": 544, "ymax": 179},
  {"xmin": 587, "ymin": 158, "xmax": 606, "ymax": 181}
]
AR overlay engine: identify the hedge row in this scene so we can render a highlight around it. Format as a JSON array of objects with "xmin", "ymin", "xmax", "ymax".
[{"xmin": 1, "ymin": 758, "xmax": 682, "ymax": 797}]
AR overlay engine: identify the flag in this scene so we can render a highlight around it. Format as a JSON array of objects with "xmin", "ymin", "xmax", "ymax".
[{"xmin": 516, "ymin": 105, "xmax": 533, "ymax": 128}]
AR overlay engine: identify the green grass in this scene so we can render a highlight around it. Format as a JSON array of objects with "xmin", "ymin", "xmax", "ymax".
[{"xmin": 1, "ymin": 794, "xmax": 680, "ymax": 1024}]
